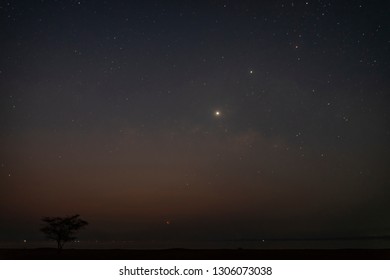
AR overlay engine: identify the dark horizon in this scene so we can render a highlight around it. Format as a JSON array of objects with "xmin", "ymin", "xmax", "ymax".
[
  {"xmin": 1, "ymin": 1, "xmax": 389, "ymax": 248},
  {"xmin": 2, "ymin": 236, "xmax": 390, "ymax": 251}
]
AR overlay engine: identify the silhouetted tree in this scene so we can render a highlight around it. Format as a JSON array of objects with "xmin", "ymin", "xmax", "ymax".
[{"xmin": 40, "ymin": 214, "xmax": 88, "ymax": 250}]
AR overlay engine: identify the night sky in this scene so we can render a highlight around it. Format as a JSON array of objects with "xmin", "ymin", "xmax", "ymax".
[{"xmin": 1, "ymin": 1, "xmax": 390, "ymax": 246}]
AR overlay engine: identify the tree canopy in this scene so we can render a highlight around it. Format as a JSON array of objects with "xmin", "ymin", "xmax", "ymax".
[{"xmin": 40, "ymin": 214, "xmax": 88, "ymax": 249}]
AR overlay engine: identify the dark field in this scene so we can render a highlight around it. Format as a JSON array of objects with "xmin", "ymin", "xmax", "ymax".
[{"xmin": 1, "ymin": 248, "xmax": 389, "ymax": 260}]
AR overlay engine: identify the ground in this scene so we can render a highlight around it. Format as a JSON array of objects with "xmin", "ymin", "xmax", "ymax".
[{"xmin": 1, "ymin": 249, "xmax": 389, "ymax": 260}]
